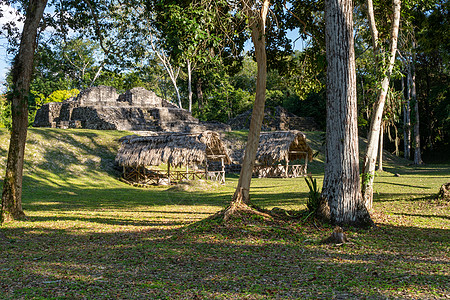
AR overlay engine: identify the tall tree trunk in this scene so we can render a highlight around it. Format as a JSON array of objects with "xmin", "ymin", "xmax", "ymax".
[
  {"xmin": 148, "ymin": 31, "xmax": 182, "ymax": 108},
  {"xmin": 228, "ymin": 0, "xmax": 269, "ymax": 209},
  {"xmin": 1, "ymin": 0, "xmax": 48, "ymax": 223},
  {"xmin": 424, "ymin": 62, "xmax": 433, "ymax": 151},
  {"xmin": 321, "ymin": 0, "xmax": 372, "ymax": 226},
  {"xmin": 173, "ymin": 75, "xmax": 182, "ymax": 109},
  {"xmin": 403, "ymin": 74, "xmax": 411, "ymax": 159},
  {"xmin": 187, "ymin": 59, "xmax": 193, "ymax": 113},
  {"xmin": 361, "ymin": 0, "xmax": 401, "ymax": 211},
  {"xmin": 196, "ymin": 78, "xmax": 204, "ymax": 113},
  {"xmin": 378, "ymin": 122, "xmax": 384, "ymax": 171},
  {"xmin": 411, "ymin": 46, "xmax": 422, "ymax": 165},
  {"xmin": 366, "ymin": 0, "xmax": 380, "ymax": 58}
]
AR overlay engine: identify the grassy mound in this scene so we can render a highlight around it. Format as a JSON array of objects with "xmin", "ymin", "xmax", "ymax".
[{"xmin": 0, "ymin": 128, "xmax": 127, "ymax": 183}]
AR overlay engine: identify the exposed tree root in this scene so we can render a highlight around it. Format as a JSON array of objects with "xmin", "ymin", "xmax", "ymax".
[
  {"xmin": 223, "ymin": 188, "xmax": 272, "ymax": 223},
  {"xmin": 1, "ymin": 210, "xmax": 27, "ymax": 224}
]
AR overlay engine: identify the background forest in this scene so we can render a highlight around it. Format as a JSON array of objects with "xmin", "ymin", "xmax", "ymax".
[{"xmin": 0, "ymin": 0, "xmax": 448, "ymax": 163}]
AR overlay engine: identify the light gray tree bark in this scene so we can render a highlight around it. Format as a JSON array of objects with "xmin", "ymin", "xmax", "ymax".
[
  {"xmin": 146, "ymin": 30, "xmax": 182, "ymax": 108},
  {"xmin": 187, "ymin": 59, "xmax": 193, "ymax": 112},
  {"xmin": 378, "ymin": 122, "xmax": 384, "ymax": 171},
  {"xmin": 403, "ymin": 73, "xmax": 411, "ymax": 159},
  {"xmin": 321, "ymin": 0, "xmax": 372, "ymax": 226},
  {"xmin": 361, "ymin": 0, "xmax": 401, "ymax": 211},
  {"xmin": 411, "ymin": 43, "xmax": 422, "ymax": 165}
]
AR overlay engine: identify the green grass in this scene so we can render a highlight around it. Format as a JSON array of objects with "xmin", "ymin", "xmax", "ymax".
[{"xmin": 0, "ymin": 128, "xmax": 449, "ymax": 299}]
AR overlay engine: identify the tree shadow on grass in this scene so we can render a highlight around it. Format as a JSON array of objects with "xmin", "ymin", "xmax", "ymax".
[
  {"xmin": 391, "ymin": 212, "xmax": 450, "ymax": 221},
  {"xmin": 21, "ymin": 175, "xmax": 309, "ymax": 218},
  {"xmin": 250, "ymin": 191, "xmax": 308, "ymax": 208},
  {"xmin": 26, "ymin": 215, "xmax": 190, "ymax": 227},
  {"xmin": 22, "ymin": 176, "xmax": 230, "ymax": 211},
  {"xmin": 376, "ymin": 181, "xmax": 433, "ymax": 189},
  {"xmin": 373, "ymin": 193, "xmax": 434, "ymax": 202},
  {"xmin": 0, "ymin": 147, "xmax": 6, "ymax": 159},
  {"xmin": 0, "ymin": 221, "xmax": 448, "ymax": 299},
  {"xmin": 27, "ymin": 129, "xmax": 123, "ymax": 180},
  {"xmin": 383, "ymin": 165, "xmax": 450, "ymax": 176}
]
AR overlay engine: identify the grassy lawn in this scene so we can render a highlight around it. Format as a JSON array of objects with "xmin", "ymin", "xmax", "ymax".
[{"xmin": 0, "ymin": 128, "xmax": 449, "ymax": 299}]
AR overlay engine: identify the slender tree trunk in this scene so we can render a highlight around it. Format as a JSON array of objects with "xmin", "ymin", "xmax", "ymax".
[
  {"xmin": 361, "ymin": 0, "xmax": 401, "ymax": 210},
  {"xmin": 187, "ymin": 59, "xmax": 193, "ymax": 113},
  {"xmin": 403, "ymin": 74, "xmax": 411, "ymax": 159},
  {"xmin": 366, "ymin": 0, "xmax": 379, "ymax": 58},
  {"xmin": 1, "ymin": 0, "xmax": 48, "ymax": 223},
  {"xmin": 411, "ymin": 46, "xmax": 422, "ymax": 165},
  {"xmin": 90, "ymin": 62, "xmax": 105, "ymax": 87},
  {"xmin": 229, "ymin": 0, "xmax": 269, "ymax": 208},
  {"xmin": 378, "ymin": 122, "xmax": 384, "ymax": 171},
  {"xmin": 196, "ymin": 78, "xmax": 204, "ymax": 113},
  {"xmin": 424, "ymin": 63, "xmax": 433, "ymax": 151},
  {"xmin": 321, "ymin": 0, "xmax": 372, "ymax": 226},
  {"xmin": 173, "ymin": 72, "xmax": 182, "ymax": 109},
  {"xmin": 148, "ymin": 32, "xmax": 182, "ymax": 108},
  {"xmin": 394, "ymin": 126, "xmax": 400, "ymax": 156}
]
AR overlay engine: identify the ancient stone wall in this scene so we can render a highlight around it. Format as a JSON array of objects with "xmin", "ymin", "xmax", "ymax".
[
  {"xmin": 33, "ymin": 86, "xmax": 230, "ymax": 133},
  {"xmin": 77, "ymin": 86, "xmax": 119, "ymax": 107},
  {"xmin": 118, "ymin": 87, "xmax": 162, "ymax": 107},
  {"xmin": 33, "ymin": 102, "xmax": 65, "ymax": 127}
]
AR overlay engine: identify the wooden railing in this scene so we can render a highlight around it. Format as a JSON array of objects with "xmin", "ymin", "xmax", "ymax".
[
  {"xmin": 253, "ymin": 164, "xmax": 307, "ymax": 178},
  {"xmin": 122, "ymin": 166, "xmax": 225, "ymax": 185}
]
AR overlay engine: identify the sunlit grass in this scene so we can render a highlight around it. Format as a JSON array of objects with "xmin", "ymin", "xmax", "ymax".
[{"xmin": 0, "ymin": 128, "xmax": 449, "ymax": 299}]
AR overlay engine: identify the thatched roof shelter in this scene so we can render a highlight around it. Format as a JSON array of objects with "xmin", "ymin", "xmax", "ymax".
[
  {"xmin": 116, "ymin": 131, "xmax": 231, "ymax": 167},
  {"xmin": 256, "ymin": 131, "xmax": 313, "ymax": 165}
]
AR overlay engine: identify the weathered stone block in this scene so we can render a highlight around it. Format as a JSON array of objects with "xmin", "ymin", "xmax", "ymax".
[
  {"xmin": 77, "ymin": 86, "xmax": 119, "ymax": 107},
  {"xmin": 118, "ymin": 87, "xmax": 162, "ymax": 107}
]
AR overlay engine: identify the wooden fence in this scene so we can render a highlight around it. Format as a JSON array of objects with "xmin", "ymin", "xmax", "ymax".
[
  {"xmin": 122, "ymin": 166, "xmax": 225, "ymax": 186},
  {"xmin": 253, "ymin": 164, "xmax": 307, "ymax": 178}
]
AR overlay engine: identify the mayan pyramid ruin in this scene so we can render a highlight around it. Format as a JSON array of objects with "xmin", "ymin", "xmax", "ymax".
[{"xmin": 33, "ymin": 86, "xmax": 229, "ymax": 132}]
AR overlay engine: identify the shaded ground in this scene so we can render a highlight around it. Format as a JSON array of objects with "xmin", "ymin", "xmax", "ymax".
[{"xmin": 0, "ymin": 128, "xmax": 449, "ymax": 299}]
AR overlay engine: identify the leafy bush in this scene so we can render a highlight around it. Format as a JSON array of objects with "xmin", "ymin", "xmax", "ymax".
[
  {"xmin": 304, "ymin": 175, "xmax": 321, "ymax": 213},
  {"xmin": 0, "ymin": 94, "xmax": 11, "ymax": 129}
]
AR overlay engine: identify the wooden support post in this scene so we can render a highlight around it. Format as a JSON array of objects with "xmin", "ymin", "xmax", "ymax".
[
  {"xmin": 304, "ymin": 153, "xmax": 308, "ymax": 175},
  {"xmin": 221, "ymin": 157, "xmax": 225, "ymax": 183},
  {"xmin": 285, "ymin": 154, "xmax": 289, "ymax": 178},
  {"xmin": 167, "ymin": 163, "xmax": 171, "ymax": 185}
]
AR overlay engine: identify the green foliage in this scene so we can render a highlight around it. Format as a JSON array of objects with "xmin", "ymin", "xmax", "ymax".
[
  {"xmin": 361, "ymin": 171, "xmax": 375, "ymax": 186},
  {"xmin": 304, "ymin": 175, "xmax": 321, "ymax": 214},
  {"xmin": 0, "ymin": 95, "xmax": 11, "ymax": 129},
  {"xmin": 157, "ymin": 3, "xmax": 222, "ymax": 66},
  {"xmin": 265, "ymin": 90, "xmax": 285, "ymax": 108},
  {"xmin": 30, "ymin": 38, "xmax": 104, "ymax": 96},
  {"xmin": 0, "ymin": 93, "xmax": 40, "ymax": 129},
  {"xmin": 42, "ymin": 89, "xmax": 80, "ymax": 105},
  {"xmin": 198, "ymin": 86, "xmax": 253, "ymax": 123},
  {"xmin": 231, "ymin": 56, "xmax": 257, "ymax": 93},
  {"xmin": 284, "ymin": 90, "xmax": 326, "ymax": 130}
]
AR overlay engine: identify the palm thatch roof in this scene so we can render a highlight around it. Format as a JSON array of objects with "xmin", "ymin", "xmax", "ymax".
[
  {"xmin": 256, "ymin": 131, "xmax": 313, "ymax": 165},
  {"xmin": 115, "ymin": 131, "xmax": 231, "ymax": 167}
]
